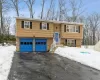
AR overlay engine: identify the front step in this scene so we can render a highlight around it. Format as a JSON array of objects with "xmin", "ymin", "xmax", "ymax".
[{"xmin": 50, "ymin": 44, "xmax": 63, "ymax": 53}]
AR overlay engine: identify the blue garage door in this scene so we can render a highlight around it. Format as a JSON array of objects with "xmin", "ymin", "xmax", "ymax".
[
  {"xmin": 20, "ymin": 38, "xmax": 33, "ymax": 52},
  {"xmin": 35, "ymin": 39, "xmax": 47, "ymax": 52}
]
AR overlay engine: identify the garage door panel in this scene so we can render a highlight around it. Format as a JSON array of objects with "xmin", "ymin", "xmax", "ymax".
[
  {"xmin": 35, "ymin": 39, "xmax": 47, "ymax": 52},
  {"xmin": 20, "ymin": 38, "xmax": 33, "ymax": 52}
]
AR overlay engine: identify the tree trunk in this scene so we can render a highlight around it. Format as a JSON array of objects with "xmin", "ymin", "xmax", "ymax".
[
  {"xmin": 41, "ymin": 0, "xmax": 45, "ymax": 19},
  {"xmin": 0, "ymin": 0, "xmax": 3, "ymax": 34},
  {"xmin": 30, "ymin": 7, "xmax": 33, "ymax": 18},
  {"xmin": 93, "ymin": 30, "xmax": 95, "ymax": 45},
  {"xmin": 0, "ymin": 0, "xmax": 4, "ymax": 44},
  {"xmin": 16, "ymin": 9, "xmax": 19, "ymax": 17}
]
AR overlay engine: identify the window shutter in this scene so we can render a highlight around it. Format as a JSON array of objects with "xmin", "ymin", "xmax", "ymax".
[
  {"xmin": 47, "ymin": 23, "xmax": 49, "ymax": 30},
  {"xmin": 40, "ymin": 22, "xmax": 42, "ymax": 29},
  {"xmin": 65, "ymin": 39, "xmax": 67, "ymax": 45},
  {"xmin": 64, "ymin": 25, "xmax": 66, "ymax": 32},
  {"xmin": 79, "ymin": 26, "xmax": 80, "ymax": 33},
  {"xmin": 75, "ymin": 40, "xmax": 76, "ymax": 47},
  {"xmin": 22, "ymin": 21, "xmax": 24, "ymax": 28},
  {"xmin": 30, "ymin": 22, "xmax": 32, "ymax": 29}
]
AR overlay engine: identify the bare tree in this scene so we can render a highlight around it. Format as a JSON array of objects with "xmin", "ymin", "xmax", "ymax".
[
  {"xmin": 40, "ymin": 0, "xmax": 46, "ymax": 19},
  {"xmin": 69, "ymin": 0, "xmax": 85, "ymax": 22},
  {"xmin": 88, "ymin": 13, "xmax": 100, "ymax": 45},
  {"xmin": 24, "ymin": 0, "xmax": 35, "ymax": 18},
  {"xmin": 96, "ymin": 28, "xmax": 100, "ymax": 42},
  {"xmin": 0, "ymin": 0, "xmax": 3, "ymax": 34},
  {"xmin": 5, "ymin": 17, "xmax": 11, "ymax": 35},
  {"xmin": 10, "ymin": 0, "xmax": 20, "ymax": 16},
  {"xmin": 83, "ymin": 17, "xmax": 90, "ymax": 45},
  {"xmin": 53, "ymin": 10, "xmax": 59, "ymax": 20},
  {"xmin": 46, "ymin": 0, "xmax": 54, "ymax": 20},
  {"xmin": 0, "ymin": 0, "xmax": 9, "ymax": 34},
  {"xmin": 58, "ymin": 0, "xmax": 69, "ymax": 21},
  {"xmin": 0, "ymin": 0, "xmax": 10, "ymax": 44}
]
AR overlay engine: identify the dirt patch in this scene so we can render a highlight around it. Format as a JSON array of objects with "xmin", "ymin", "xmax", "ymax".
[{"xmin": 8, "ymin": 52, "xmax": 100, "ymax": 80}]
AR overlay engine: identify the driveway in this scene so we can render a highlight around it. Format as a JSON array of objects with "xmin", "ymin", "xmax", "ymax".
[{"xmin": 8, "ymin": 52, "xmax": 100, "ymax": 80}]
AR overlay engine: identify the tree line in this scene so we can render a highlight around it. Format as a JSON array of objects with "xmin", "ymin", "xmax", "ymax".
[{"xmin": 0, "ymin": 0, "xmax": 100, "ymax": 45}]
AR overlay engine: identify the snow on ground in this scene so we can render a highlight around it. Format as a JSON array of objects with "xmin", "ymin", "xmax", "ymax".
[
  {"xmin": 55, "ymin": 46, "xmax": 100, "ymax": 70},
  {"xmin": 0, "ymin": 45, "xmax": 16, "ymax": 80},
  {"xmin": 81, "ymin": 45, "xmax": 94, "ymax": 50}
]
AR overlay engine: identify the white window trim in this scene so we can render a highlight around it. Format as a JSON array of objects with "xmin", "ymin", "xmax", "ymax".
[
  {"xmin": 66, "ymin": 25, "xmax": 79, "ymax": 33},
  {"xmin": 24, "ymin": 21, "xmax": 30, "ymax": 29},
  {"xmin": 42, "ymin": 22, "xmax": 47, "ymax": 30}
]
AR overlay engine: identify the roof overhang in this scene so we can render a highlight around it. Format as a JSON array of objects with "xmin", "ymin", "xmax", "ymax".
[{"xmin": 15, "ymin": 17, "xmax": 83, "ymax": 25}]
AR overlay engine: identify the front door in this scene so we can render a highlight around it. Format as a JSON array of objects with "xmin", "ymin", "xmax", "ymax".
[{"xmin": 54, "ymin": 32, "xmax": 60, "ymax": 43}]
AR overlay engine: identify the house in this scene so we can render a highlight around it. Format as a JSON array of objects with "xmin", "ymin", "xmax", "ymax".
[{"xmin": 16, "ymin": 17, "xmax": 83, "ymax": 52}]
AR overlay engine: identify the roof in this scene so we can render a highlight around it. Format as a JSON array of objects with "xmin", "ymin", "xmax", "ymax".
[{"xmin": 16, "ymin": 17, "xmax": 83, "ymax": 25}]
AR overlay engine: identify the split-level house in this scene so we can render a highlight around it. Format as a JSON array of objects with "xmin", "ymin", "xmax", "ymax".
[{"xmin": 16, "ymin": 17, "xmax": 83, "ymax": 52}]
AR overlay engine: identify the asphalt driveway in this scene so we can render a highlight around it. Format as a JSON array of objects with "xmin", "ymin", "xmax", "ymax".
[{"xmin": 8, "ymin": 52, "xmax": 100, "ymax": 80}]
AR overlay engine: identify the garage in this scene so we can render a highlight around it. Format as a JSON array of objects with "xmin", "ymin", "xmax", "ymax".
[
  {"xmin": 35, "ymin": 39, "xmax": 47, "ymax": 52},
  {"xmin": 20, "ymin": 38, "xmax": 33, "ymax": 52}
]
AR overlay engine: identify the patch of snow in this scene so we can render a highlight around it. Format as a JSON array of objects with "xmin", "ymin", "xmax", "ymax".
[
  {"xmin": 81, "ymin": 45, "xmax": 94, "ymax": 50},
  {"xmin": 94, "ymin": 41, "xmax": 100, "ymax": 52},
  {"xmin": 55, "ymin": 46, "xmax": 100, "ymax": 70},
  {"xmin": 0, "ymin": 45, "xmax": 16, "ymax": 80}
]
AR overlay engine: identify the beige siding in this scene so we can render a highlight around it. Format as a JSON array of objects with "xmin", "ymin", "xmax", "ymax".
[
  {"xmin": 54, "ymin": 24, "xmax": 61, "ymax": 33},
  {"xmin": 60, "ymin": 38, "xmax": 82, "ymax": 47},
  {"xmin": 61, "ymin": 24, "xmax": 83, "ymax": 39},
  {"xmin": 16, "ymin": 37, "xmax": 20, "ymax": 51},
  {"xmin": 16, "ymin": 19, "xmax": 54, "ymax": 38},
  {"xmin": 60, "ymin": 38, "xmax": 65, "ymax": 44},
  {"xmin": 76, "ymin": 39, "xmax": 82, "ymax": 47},
  {"xmin": 16, "ymin": 19, "xmax": 83, "ymax": 51},
  {"xmin": 47, "ymin": 38, "xmax": 53, "ymax": 50}
]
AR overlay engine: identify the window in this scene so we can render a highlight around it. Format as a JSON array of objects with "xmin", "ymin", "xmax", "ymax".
[
  {"xmin": 20, "ymin": 42, "xmax": 23, "ymax": 45},
  {"xmin": 41, "ymin": 42, "xmax": 43, "ymax": 44},
  {"xmin": 65, "ymin": 39, "xmax": 76, "ymax": 47},
  {"xmin": 66, "ymin": 26, "xmax": 69, "ymax": 32},
  {"xmin": 30, "ymin": 42, "xmax": 32, "ymax": 45},
  {"xmin": 42, "ymin": 22, "xmax": 47, "ymax": 30},
  {"xmin": 65, "ymin": 25, "xmax": 80, "ymax": 33},
  {"xmin": 44, "ymin": 42, "xmax": 46, "ymax": 45},
  {"xmin": 24, "ymin": 21, "xmax": 30, "ymax": 29},
  {"xmin": 24, "ymin": 42, "xmax": 26, "ymax": 45},
  {"xmin": 73, "ymin": 26, "xmax": 76, "ymax": 32},
  {"xmin": 27, "ymin": 42, "xmax": 29, "ymax": 45},
  {"xmin": 76, "ymin": 26, "xmax": 79, "ymax": 32}
]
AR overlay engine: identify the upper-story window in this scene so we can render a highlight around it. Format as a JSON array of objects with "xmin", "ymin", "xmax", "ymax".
[
  {"xmin": 42, "ymin": 22, "xmax": 47, "ymax": 30},
  {"xmin": 21, "ymin": 21, "xmax": 32, "ymax": 29},
  {"xmin": 24, "ymin": 21, "xmax": 30, "ymax": 29},
  {"xmin": 40, "ymin": 22, "xmax": 49, "ymax": 30},
  {"xmin": 64, "ymin": 25, "xmax": 80, "ymax": 33},
  {"xmin": 76, "ymin": 26, "xmax": 79, "ymax": 32}
]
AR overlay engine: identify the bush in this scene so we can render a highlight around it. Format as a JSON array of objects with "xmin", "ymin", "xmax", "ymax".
[{"xmin": 0, "ymin": 34, "xmax": 16, "ymax": 44}]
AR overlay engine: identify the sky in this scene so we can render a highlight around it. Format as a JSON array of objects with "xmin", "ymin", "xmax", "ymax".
[
  {"xmin": 7, "ymin": 0, "xmax": 100, "ymax": 18},
  {"xmin": 5, "ymin": 0, "xmax": 100, "ymax": 34}
]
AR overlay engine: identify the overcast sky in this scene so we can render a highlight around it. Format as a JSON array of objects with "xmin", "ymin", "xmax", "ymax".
[{"xmin": 6, "ymin": 0, "xmax": 100, "ymax": 34}]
